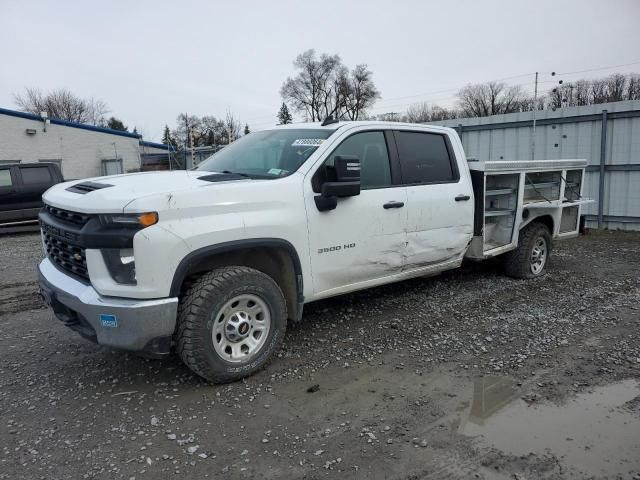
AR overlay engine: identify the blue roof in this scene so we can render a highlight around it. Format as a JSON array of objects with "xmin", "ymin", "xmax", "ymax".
[
  {"xmin": 0, "ymin": 106, "xmax": 142, "ymax": 139},
  {"xmin": 140, "ymin": 140, "xmax": 174, "ymax": 151}
]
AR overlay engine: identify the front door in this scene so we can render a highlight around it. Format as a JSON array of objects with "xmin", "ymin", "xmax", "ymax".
[
  {"xmin": 304, "ymin": 129, "xmax": 408, "ymax": 297},
  {"xmin": 391, "ymin": 129, "xmax": 474, "ymax": 268}
]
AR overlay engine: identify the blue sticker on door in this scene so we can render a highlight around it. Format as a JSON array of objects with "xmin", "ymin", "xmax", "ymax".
[{"xmin": 100, "ymin": 314, "xmax": 118, "ymax": 328}]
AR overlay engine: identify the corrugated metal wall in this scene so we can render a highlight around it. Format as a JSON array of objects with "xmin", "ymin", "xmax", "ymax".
[{"xmin": 431, "ymin": 100, "xmax": 640, "ymax": 230}]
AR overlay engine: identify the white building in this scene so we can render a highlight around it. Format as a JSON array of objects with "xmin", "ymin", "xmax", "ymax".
[{"xmin": 0, "ymin": 107, "xmax": 170, "ymax": 179}]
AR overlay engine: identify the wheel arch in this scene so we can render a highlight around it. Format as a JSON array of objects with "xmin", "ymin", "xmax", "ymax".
[
  {"xmin": 170, "ymin": 238, "xmax": 304, "ymax": 322},
  {"xmin": 521, "ymin": 213, "xmax": 554, "ymax": 235}
]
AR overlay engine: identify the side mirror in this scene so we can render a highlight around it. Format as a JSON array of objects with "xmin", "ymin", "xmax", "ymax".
[{"xmin": 314, "ymin": 156, "xmax": 361, "ymax": 211}]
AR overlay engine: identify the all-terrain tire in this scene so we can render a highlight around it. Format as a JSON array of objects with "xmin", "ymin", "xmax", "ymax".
[
  {"xmin": 176, "ymin": 266, "xmax": 287, "ymax": 383},
  {"xmin": 504, "ymin": 222, "xmax": 552, "ymax": 279}
]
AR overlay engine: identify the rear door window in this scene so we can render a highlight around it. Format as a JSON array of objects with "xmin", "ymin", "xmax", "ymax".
[
  {"xmin": 395, "ymin": 131, "xmax": 458, "ymax": 184},
  {"xmin": 0, "ymin": 169, "xmax": 12, "ymax": 187},
  {"xmin": 20, "ymin": 166, "xmax": 52, "ymax": 185}
]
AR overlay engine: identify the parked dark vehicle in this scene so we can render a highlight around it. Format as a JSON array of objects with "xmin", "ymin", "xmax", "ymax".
[{"xmin": 0, "ymin": 163, "xmax": 64, "ymax": 226}]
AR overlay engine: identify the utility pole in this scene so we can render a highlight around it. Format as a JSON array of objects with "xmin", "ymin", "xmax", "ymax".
[
  {"xmin": 190, "ymin": 128, "xmax": 195, "ymax": 169},
  {"xmin": 531, "ymin": 71, "xmax": 538, "ymax": 160},
  {"xmin": 184, "ymin": 112, "xmax": 195, "ymax": 170}
]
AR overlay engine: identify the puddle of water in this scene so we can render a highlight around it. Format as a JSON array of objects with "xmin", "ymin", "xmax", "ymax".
[{"xmin": 460, "ymin": 378, "xmax": 640, "ymax": 477}]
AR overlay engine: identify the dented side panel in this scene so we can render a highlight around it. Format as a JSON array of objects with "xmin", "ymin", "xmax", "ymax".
[
  {"xmin": 304, "ymin": 187, "xmax": 409, "ymax": 296},
  {"xmin": 401, "ymin": 142, "xmax": 475, "ymax": 268}
]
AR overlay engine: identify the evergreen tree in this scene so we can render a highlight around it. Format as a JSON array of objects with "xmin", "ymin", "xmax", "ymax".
[
  {"xmin": 161, "ymin": 125, "xmax": 177, "ymax": 148},
  {"xmin": 244, "ymin": 124, "xmax": 250, "ymax": 135},
  {"xmin": 277, "ymin": 102, "xmax": 293, "ymax": 125},
  {"xmin": 106, "ymin": 116, "xmax": 128, "ymax": 131}
]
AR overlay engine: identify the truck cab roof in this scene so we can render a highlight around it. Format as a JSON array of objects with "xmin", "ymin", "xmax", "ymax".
[{"xmin": 269, "ymin": 120, "xmax": 455, "ymax": 135}]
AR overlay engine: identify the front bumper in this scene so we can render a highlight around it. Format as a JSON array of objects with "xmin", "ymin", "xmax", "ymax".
[{"xmin": 38, "ymin": 258, "xmax": 178, "ymax": 355}]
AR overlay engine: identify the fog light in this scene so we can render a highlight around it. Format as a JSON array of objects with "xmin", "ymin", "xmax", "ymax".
[{"xmin": 102, "ymin": 248, "xmax": 136, "ymax": 284}]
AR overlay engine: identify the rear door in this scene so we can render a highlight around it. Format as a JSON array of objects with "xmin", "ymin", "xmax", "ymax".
[
  {"xmin": 392, "ymin": 128, "xmax": 474, "ymax": 269},
  {"xmin": 0, "ymin": 166, "xmax": 22, "ymax": 224},
  {"xmin": 304, "ymin": 128, "xmax": 408, "ymax": 297}
]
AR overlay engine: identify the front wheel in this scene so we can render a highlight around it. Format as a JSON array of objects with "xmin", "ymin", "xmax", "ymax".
[
  {"xmin": 176, "ymin": 266, "xmax": 287, "ymax": 383},
  {"xmin": 504, "ymin": 222, "xmax": 552, "ymax": 279}
]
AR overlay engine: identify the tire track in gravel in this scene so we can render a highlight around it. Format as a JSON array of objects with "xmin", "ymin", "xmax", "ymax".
[{"xmin": 0, "ymin": 281, "xmax": 45, "ymax": 316}]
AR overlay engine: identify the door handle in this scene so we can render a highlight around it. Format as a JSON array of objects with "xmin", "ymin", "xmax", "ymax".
[
  {"xmin": 383, "ymin": 201, "xmax": 405, "ymax": 209},
  {"xmin": 455, "ymin": 195, "xmax": 471, "ymax": 202}
]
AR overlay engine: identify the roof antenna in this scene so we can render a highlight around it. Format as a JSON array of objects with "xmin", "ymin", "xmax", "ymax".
[{"xmin": 321, "ymin": 116, "xmax": 339, "ymax": 126}]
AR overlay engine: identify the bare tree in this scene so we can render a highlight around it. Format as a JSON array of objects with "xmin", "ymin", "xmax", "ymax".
[
  {"xmin": 201, "ymin": 115, "xmax": 226, "ymax": 146},
  {"xmin": 280, "ymin": 50, "xmax": 340, "ymax": 121},
  {"xmin": 430, "ymin": 105, "xmax": 458, "ymax": 121},
  {"xmin": 573, "ymin": 80, "xmax": 592, "ymax": 106},
  {"xmin": 340, "ymin": 64, "xmax": 380, "ymax": 120},
  {"xmin": 374, "ymin": 112, "xmax": 402, "ymax": 122},
  {"xmin": 403, "ymin": 102, "xmax": 432, "ymax": 123},
  {"xmin": 281, "ymin": 49, "xmax": 379, "ymax": 121},
  {"xmin": 605, "ymin": 73, "xmax": 627, "ymax": 102},
  {"xmin": 548, "ymin": 80, "xmax": 590, "ymax": 109},
  {"xmin": 627, "ymin": 74, "xmax": 640, "ymax": 100},
  {"xmin": 396, "ymin": 72, "xmax": 640, "ymax": 122},
  {"xmin": 172, "ymin": 113, "xmax": 202, "ymax": 149},
  {"xmin": 590, "ymin": 78, "xmax": 609, "ymax": 104},
  {"xmin": 547, "ymin": 73, "xmax": 640, "ymax": 109},
  {"xmin": 547, "ymin": 86, "xmax": 565, "ymax": 109},
  {"xmin": 224, "ymin": 110, "xmax": 242, "ymax": 142},
  {"xmin": 396, "ymin": 102, "xmax": 459, "ymax": 123},
  {"xmin": 87, "ymin": 98, "xmax": 110, "ymax": 126},
  {"xmin": 172, "ymin": 112, "xmax": 243, "ymax": 149},
  {"xmin": 14, "ymin": 87, "xmax": 109, "ymax": 125},
  {"xmin": 457, "ymin": 82, "xmax": 528, "ymax": 117}
]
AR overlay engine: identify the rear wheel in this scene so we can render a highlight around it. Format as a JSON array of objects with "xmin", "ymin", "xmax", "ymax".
[
  {"xmin": 504, "ymin": 222, "xmax": 552, "ymax": 279},
  {"xmin": 177, "ymin": 266, "xmax": 287, "ymax": 383}
]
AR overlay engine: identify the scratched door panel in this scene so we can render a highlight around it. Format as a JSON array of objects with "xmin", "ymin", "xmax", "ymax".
[
  {"xmin": 405, "ymin": 182, "xmax": 473, "ymax": 268},
  {"xmin": 304, "ymin": 187, "xmax": 408, "ymax": 296},
  {"xmin": 392, "ymin": 129, "xmax": 474, "ymax": 269}
]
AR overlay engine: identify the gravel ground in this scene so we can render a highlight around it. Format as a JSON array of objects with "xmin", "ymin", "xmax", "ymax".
[{"xmin": 0, "ymin": 231, "xmax": 639, "ymax": 479}]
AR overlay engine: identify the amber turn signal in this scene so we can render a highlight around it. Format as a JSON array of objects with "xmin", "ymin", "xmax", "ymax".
[{"xmin": 137, "ymin": 212, "xmax": 158, "ymax": 227}]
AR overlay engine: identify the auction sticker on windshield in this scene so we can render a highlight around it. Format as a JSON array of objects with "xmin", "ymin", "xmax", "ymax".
[{"xmin": 292, "ymin": 138, "xmax": 325, "ymax": 147}]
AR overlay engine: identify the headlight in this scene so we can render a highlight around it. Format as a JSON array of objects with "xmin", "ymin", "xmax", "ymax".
[
  {"xmin": 99, "ymin": 212, "xmax": 158, "ymax": 228},
  {"xmin": 102, "ymin": 248, "xmax": 136, "ymax": 284}
]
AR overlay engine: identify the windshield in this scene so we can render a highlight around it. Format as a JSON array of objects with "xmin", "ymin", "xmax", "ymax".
[{"xmin": 196, "ymin": 129, "xmax": 335, "ymax": 178}]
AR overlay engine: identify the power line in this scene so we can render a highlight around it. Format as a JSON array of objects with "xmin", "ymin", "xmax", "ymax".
[
  {"xmin": 368, "ymin": 79, "xmax": 551, "ymax": 114},
  {"xmin": 377, "ymin": 60, "xmax": 640, "ymax": 110},
  {"xmin": 556, "ymin": 60, "xmax": 640, "ymax": 77},
  {"xmin": 193, "ymin": 59, "xmax": 640, "ymax": 129},
  {"xmin": 374, "ymin": 72, "xmax": 538, "ymax": 105}
]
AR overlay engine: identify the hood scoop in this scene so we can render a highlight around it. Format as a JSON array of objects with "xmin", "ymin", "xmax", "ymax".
[
  {"xmin": 66, "ymin": 181, "xmax": 114, "ymax": 194},
  {"xmin": 198, "ymin": 173, "xmax": 248, "ymax": 183}
]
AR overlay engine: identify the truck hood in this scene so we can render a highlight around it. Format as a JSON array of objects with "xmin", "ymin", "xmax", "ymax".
[{"xmin": 42, "ymin": 170, "xmax": 248, "ymax": 213}]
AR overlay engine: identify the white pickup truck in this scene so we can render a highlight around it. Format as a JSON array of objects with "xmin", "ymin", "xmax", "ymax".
[{"xmin": 38, "ymin": 120, "xmax": 590, "ymax": 382}]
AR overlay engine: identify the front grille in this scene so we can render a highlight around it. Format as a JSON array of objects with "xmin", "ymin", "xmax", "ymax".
[
  {"xmin": 44, "ymin": 204, "xmax": 90, "ymax": 226},
  {"xmin": 43, "ymin": 231, "xmax": 89, "ymax": 280}
]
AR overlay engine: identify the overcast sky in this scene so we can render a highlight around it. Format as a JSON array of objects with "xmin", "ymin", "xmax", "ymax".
[{"xmin": 2, "ymin": 0, "xmax": 639, "ymax": 141}]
